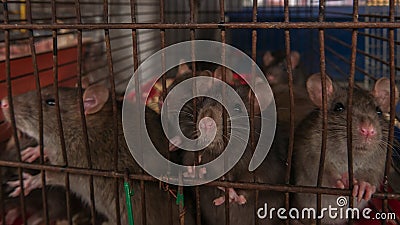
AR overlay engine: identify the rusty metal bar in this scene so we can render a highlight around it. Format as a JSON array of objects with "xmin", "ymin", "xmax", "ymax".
[
  {"xmin": 102, "ymin": 1, "xmax": 121, "ymax": 224},
  {"xmin": 1, "ymin": 22, "xmax": 400, "ymax": 29},
  {"xmin": 358, "ymin": 31, "xmax": 400, "ymax": 46},
  {"xmin": 283, "ymin": 0, "xmax": 295, "ymax": 224},
  {"xmin": 316, "ymin": 0, "xmax": 327, "ymax": 223},
  {"xmin": 1, "ymin": 159, "xmax": 400, "ymax": 200},
  {"xmin": 323, "ymin": 45, "xmax": 377, "ymax": 81},
  {"xmin": 51, "ymin": 1, "xmax": 72, "ymax": 225},
  {"xmin": 25, "ymin": 0, "xmax": 48, "ymax": 224},
  {"xmin": 251, "ymin": 0, "xmax": 258, "ymax": 224},
  {"xmin": 158, "ymin": 0, "xmax": 174, "ymax": 224},
  {"xmin": 382, "ymin": 0, "xmax": 396, "ymax": 223},
  {"xmin": 345, "ymin": 0, "xmax": 360, "ymax": 222},
  {"xmin": 2, "ymin": 0, "xmax": 27, "ymax": 223},
  {"xmin": 73, "ymin": 0, "xmax": 96, "ymax": 224},
  {"xmin": 325, "ymin": 35, "xmax": 400, "ymax": 71}
]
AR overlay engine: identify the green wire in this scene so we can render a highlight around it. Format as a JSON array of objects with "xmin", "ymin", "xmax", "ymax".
[
  {"xmin": 124, "ymin": 181, "xmax": 134, "ymax": 225},
  {"xmin": 176, "ymin": 192, "xmax": 184, "ymax": 207}
]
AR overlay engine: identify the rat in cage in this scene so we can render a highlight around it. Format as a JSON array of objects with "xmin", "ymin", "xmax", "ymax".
[
  {"xmin": 0, "ymin": 84, "xmax": 196, "ymax": 225},
  {"xmin": 164, "ymin": 70, "xmax": 289, "ymax": 224},
  {"xmin": 291, "ymin": 73, "xmax": 399, "ymax": 225}
]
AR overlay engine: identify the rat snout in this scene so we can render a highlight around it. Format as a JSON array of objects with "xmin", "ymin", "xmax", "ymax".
[
  {"xmin": 359, "ymin": 122, "xmax": 376, "ymax": 139},
  {"xmin": 199, "ymin": 117, "xmax": 216, "ymax": 134},
  {"xmin": 1, "ymin": 99, "xmax": 8, "ymax": 109}
]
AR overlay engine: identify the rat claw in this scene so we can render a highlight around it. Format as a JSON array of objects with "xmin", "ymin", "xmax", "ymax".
[
  {"xmin": 358, "ymin": 181, "xmax": 375, "ymax": 202},
  {"xmin": 236, "ymin": 195, "xmax": 247, "ymax": 205},
  {"xmin": 21, "ymin": 146, "xmax": 47, "ymax": 163},
  {"xmin": 183, "ymin": 166, "xmax": 196, "ymax": 178},
  {"xmin": 335, "ymin": 180, "xmax": 345, "ymax": 189},
  {"xmin": 352, "ymin": 181, "xmax": 376, "ymax": 203},
  {"xmin": 364, "ymin": 184, "xmax": 376, "ymax": 201},
  {"xmin": 352, "ymin": 184, "xmax": 359, "ymax": 198},
  {"xmin": 7, "ymin": 173, "xmax": 41, "ymax": 197},
  {"xmin": 213, "ymin": 196, "xmax": 226, "ymax": 206}
]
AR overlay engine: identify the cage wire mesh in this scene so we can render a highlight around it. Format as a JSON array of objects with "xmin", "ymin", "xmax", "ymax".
[{"xmin": 0, "ymin": 0, "xmax": 400, "ymax": 225}]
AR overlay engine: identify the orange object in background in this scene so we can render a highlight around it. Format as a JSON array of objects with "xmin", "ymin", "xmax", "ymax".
[{"xmin": 0, "ymin": 46, "xmax": 82, "ymax": 99}]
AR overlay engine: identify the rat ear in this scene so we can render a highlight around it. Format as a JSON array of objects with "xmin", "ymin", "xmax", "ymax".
[
  {"xmin": 213, "ymin": 66, "xmax": 233, "ymax": 83},
  {"xmin": 289, "ymin": 51, "xmax": 300, "ymax": 69},
  {"xmin": 306, "ymin": 73, "xmax": 334, "ymax": 108},
  {"xmin": 177, "ymin": 59, "xmax": 191, "ymax": 77},
  {"xmin": 372, "ymin": 77, "xmax": 399, "ymax": 113},
  {"xmin": 263, "ymin": 51, "xmax": 274, "ymax": 67},
  {"xmin": 83, "ymin": 84, "xmax": 110, "ymax": 115},
  {"xmin": 75, "ymin": 76, "xmax": 90, "ymax": 89},
  {"xmin": 249, "ymin": 78, "xmax": 274, "ymax": 114}
]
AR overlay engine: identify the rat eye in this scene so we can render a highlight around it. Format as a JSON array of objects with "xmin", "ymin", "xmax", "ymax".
[
  {"xmin": 45, "ymin": 98, "xmax": 56, "ymax": 106},
  {"xmin": 333, "ymin": 102, "xmax": 345, "ymax": 112},
  {"xmin": 376, "ymin": 107, "xmax": 383, "ymax": 116},
  {"xmin": 233, "ymin": 103, "xmax": 242, "ymax": 113}
]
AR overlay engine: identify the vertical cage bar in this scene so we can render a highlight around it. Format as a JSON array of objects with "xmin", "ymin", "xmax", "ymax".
[
  {"xmin": 283, "ymin": 0, "xmax": 295, "ymax": 222},
  {"xmin": 250, "ymin": 0, "xmax": 258, "ymax": 224},
  {"xmin": 74, "ymin": 0, "xmax": 96, "ymax": 224},
  {"xmin": 2, "ymin": 0, "xmax": 27, "ymax": 224},
  {"xmin": 26, "ymin": 0, "xmax": 47, "ymax": 224},
  {"xmin": 50, "ymin": 1, "xmax": 73, "ymax": 224},
  {"xmin": 383, "ymin": 0, "xmax": 396, "ymax": 222},
  {"xmin": 316, "ymin": 0, "xmax": 328, "ymax": 223},
  {"xmin": 217, "ymin": 1, "xmax": 230, "ymax": 225},
  {"xmin": 103, "ymin": 0, "xmax": 121, "ymax": 224},
  {"xmin": 345, "ymin": 0, "xmax": 360, "ymax": 223}
]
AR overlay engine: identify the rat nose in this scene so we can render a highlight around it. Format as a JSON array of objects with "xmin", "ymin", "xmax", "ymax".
[
  {"xmin": 199, "ymin": 117, "xmax": 216, "ymax": 132},
  {"xmin": 1, "ymin": 99, "xmax": 8, "ymax": 109},
  {"xmin": 359, "ymin": 122, "xmax": 376, "ymax": 138}
]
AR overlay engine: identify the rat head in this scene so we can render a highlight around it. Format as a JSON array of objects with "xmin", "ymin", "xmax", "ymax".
[
  {"xmin": 192, "ymin": 81, "xmax": 273, "ymax": 154},
  {"xmin": 263, "ymin": 51, "xmax": 300, "ymax": 86},
  {"xmin": 306, "ymin": 73, "xmax": 399, "ymax": 153},
  {"xmin": 1, "ymin": 84, "xmax": 110, "ymax": 144}
]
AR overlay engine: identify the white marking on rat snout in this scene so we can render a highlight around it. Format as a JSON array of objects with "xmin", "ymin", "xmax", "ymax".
[{"xmin": 198, "ymin": 116, "xmax": 217, "ymax": 143}]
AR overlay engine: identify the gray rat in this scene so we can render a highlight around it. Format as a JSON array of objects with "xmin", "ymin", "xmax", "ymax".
[
  {"xmin": 0, "ymin": 131, "xmax": 106, "ymax": 225},
  {"xmin": 262, "ymin": 50, "xmax": 307, "ymax": 88},
  {"xmin": 1, "ymin": 84, "xmax": 195, "ymax": 225},
  {"xmin": 176, "ymin": 79, "xmax": 288, "ymax": 225},
  {"xmin": 291, "ymin": 73, "xmax": 398, "ymax": 225}
]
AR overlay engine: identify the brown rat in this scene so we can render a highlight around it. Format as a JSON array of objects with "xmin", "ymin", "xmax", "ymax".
[
  {"xmin": 176, "ymin": 79, "xmax": 287, "ymax": 225},
  {"xmin": 1, "ymin": 84, "xmax": 195, "ymax": 225},
  {"xmin": 291, "ymin": 73, "xmax": 398, "ymax": 224}
]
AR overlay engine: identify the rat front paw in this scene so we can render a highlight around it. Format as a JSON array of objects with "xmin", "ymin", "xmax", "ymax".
[
  {"xmin": 7, "ymin": 173, "xmax": 41, "ymax": 197},
  {"xmin": 213, "ymin": 187, "xmax": 247, "ymax": 206},
  {"xmin": 21, "ymin": 146, "xmax": 47, "ymax": 163},
  {"xmin": 183, "ymin": 166, "xmax": 207, "ymax": 178},
  {"xmin": 352, "ymin": 180, "xmax": 376, "ymax": 202}
]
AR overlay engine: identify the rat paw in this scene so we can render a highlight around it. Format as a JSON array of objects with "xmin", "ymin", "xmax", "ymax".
[
  {"xmin": 213, "ymin": 187, "xmax": 247, "ymax": 206},
  {"xmin": 183, "ymin": 166, "xmax": 207, "ymax": 178},
  {"xmin": 213, "ymin": 196, "xmax": 226, "ymax": 206},
  {"xmin": 352, "ymin": 180, "xmax": 376, "ymax": 202},
  {"xmin": 7, "ymin": 173, "xmax": 41, "ymax": 197},
  {"xmin": 21, "ymin": 146, "xmax": 47, "ymax": 163},
  {"xmin": 183, "ymin": 166, "xmax": 196, "ymax": 178},
  {"xmin": 335, "ymin": 173, "xmax": 356, "ymax": 189}
]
